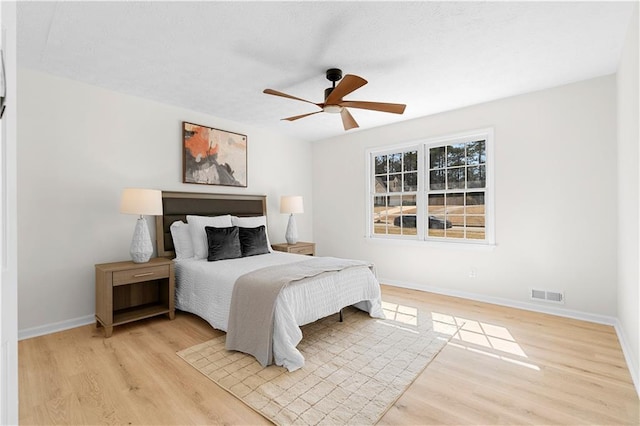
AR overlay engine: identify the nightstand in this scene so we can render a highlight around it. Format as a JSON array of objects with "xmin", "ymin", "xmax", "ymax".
[
  {"xmin": 271, "ymin": 241, "xmax": 316, "ymax": 256},
  {"xmin": 95, "ymin": 257, "xmax": 175, "ymax": 337}
]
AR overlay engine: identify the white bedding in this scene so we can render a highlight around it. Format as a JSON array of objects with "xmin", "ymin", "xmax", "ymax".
[{"xmin": 175, "ymin": 251, "xmax": 384, "ymax": 370}]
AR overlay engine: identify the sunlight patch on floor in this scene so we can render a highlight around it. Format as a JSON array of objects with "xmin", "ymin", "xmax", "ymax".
[
  {"xmin": 375, "ymin": 320, "xmax": 419, "ymax": 334},
  {"xmin": 382, "ymin": 301, "xmax": 418, "ymax": 326},
  {"xmin": 379, "ymin": 301, "xmax": 537, "ymax": 370},
  {"xmin": 432, "ymin": 311, "xmax": 540, "ymax": 370}
]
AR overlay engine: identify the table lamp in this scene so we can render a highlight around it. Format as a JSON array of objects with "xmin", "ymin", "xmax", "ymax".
[
  {"xmin": 280, "ymin": 195, "xmax": 304, "ymax": 244},
  {"xmin": 120, "ymin": 188, "xmax": 163, "ymax": 263}
]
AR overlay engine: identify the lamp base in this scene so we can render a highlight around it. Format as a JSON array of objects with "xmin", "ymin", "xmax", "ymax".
[
  {"xmin": 285, "ymin": 214, "xmax": 298, "ymax": 245},
  {"xmin": 130, "ymin": 217, "xmax": 153, "ymax": 263}
]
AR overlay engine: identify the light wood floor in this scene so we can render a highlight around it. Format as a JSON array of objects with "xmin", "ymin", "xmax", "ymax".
[{"xmin": 19, "ymin": 285, "xmax": 639, "ymax": 425}]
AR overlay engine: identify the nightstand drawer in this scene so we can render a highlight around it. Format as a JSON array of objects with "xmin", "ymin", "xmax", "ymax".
[
  {"xmin": 113, "ymin": 265, "xmax": 170, "ymax": 286},
  {"xmin": 289, "ymin": 245, "xmax": 314, "ymax": 255}
]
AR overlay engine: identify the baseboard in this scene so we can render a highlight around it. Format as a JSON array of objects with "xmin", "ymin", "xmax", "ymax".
[
  {"xmin": 380, "ymin": 278, "xmax": 618, "ymax": 326},
  {"xmin": 613, "ymin": 319, "xmax": 640, "ymax": 399},
  {"xmin": 18, "ymin": 314, "xmax": 95, "ymax": 341}
]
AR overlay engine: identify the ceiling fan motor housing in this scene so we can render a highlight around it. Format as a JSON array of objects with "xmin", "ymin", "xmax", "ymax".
[
  {"xmin": 324, "ymin": 87, "xmax": 334, "ymax": 101},
  {"xmin": 324, "ymin": 68, "xmax": 343, "ymax": 101}
]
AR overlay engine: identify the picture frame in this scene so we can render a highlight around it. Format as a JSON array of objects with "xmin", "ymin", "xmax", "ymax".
[{"xmin": 182, "ymin": 121, "xmax": 247, "ymax": 187}]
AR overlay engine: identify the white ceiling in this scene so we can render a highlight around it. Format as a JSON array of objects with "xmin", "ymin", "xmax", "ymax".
[{"xmin": 17, "ymin": 1, "xmax": 635, "ymax": 142}]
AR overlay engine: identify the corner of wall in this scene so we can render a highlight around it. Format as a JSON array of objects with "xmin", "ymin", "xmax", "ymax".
[
  {"xmin": 614, "ymin": 319, "xmax": 640, "ymax": 398},
  {"xmin": 616, "ymin": 1, "xmax": 640, "ymax": 399}
]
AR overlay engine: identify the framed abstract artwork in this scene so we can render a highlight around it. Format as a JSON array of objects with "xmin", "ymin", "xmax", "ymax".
[{"xmin": 182, "ymin": 122, "xmax": 247, "ymax": 187}]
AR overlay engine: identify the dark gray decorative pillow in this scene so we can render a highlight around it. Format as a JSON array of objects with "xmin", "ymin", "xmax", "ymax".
[
  {"xmin": 205, "ymin": 226, "xmax": 242, "ymax": 261},
  {"xmin": 239, "ymin": 225, "xmax": 270, "ymax": 257}
]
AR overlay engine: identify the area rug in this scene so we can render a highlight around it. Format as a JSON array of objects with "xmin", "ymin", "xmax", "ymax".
[{"xmin": 177, "ymin": 305, "xmax": 458, "ymax": 425}]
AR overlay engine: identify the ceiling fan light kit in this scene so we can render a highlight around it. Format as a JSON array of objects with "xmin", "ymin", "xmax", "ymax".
[
  {"xmin": 323, "ymin": 105, "xmax": 343, "ymax": 114},
  {"xmin": 263, "ymin": 68, "xmax": 406, "ymax": 131}
]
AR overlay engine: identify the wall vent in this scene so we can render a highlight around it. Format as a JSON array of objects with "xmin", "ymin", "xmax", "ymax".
[{"xmin": 530, "ymin": 288, "xmax": 565, "ymax": 304}]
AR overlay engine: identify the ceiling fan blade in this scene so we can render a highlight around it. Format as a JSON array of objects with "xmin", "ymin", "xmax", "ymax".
[
  {"xmin": 263, "ymin": 89, "xmax": 320, "ymax": 107},
  {"xmin": 340, "ymin": 108, "xmax": 359, "ymax": 131},
  {"xmin": 282, "ymin": 111, "xmax": 322, "ymax": 122},
  {"xmin": 339, "ymin": 100, "xmax": 406, "ymax": 114},
  {"xmin": 324, "ymin": 74, "xmax": 367, "ymax": 105}
]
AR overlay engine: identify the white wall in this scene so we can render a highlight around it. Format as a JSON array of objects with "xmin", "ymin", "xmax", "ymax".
[
  {"xmin": 17, "ymin": 69, "xmax": 313, "ymax": 335},
  {"xmin": 1, "ymin": 2, "xmax": 19, "ymax": 423},
  {"xmin": 616, "ymin": 4, "xmax": 639, "ymax": 395},
  {"xmin": 312, "ymin": 75, "xmax": 618, "ymax": 319}
]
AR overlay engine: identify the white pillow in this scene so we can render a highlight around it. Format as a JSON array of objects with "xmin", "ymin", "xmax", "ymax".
[
  {"xmin": 187, "ymin": 214, "xmax": 233, "ymax": 259},
  {"xmin": 231, "ymin": 215, "xmax": 273, "ymax": 252},
  {"xmin": 169, "ymin": 221, "xmax": 194, "ymax": 260}
]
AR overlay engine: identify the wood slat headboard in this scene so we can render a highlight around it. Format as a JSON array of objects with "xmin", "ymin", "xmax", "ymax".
[{"xmin": 155, "ymin": 191, "xmax": 267, "ymax": 258}]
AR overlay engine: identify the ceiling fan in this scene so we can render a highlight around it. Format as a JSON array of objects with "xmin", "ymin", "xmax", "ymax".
[{"xmin": 263, "ymin": 68, "xmax": 406, "ymax": 131}]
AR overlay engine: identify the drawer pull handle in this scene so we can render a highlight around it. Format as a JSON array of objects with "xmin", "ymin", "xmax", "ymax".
[{"xmin": 133, "ymin": 272, "xmax": 154, "ymax": 278}]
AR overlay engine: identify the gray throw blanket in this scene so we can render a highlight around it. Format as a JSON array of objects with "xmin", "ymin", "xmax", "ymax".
[{"xmin": 225, "ymin": 256, "xmax": 370, "ymax": 367}]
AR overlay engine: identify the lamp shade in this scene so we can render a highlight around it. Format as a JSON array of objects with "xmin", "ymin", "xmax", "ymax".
[
  {"xmin": 280, "ymin": 196, "xmax": 304, "ymax": 214},
  {"xmin": 120, "ymin": 188, "xmax": 163, "ymax": 216}
]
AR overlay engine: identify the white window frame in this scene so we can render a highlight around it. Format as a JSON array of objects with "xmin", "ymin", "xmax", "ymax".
[
  {"xmin": 368, "ymin": 143, "xmax": 422, "ymax": 239},
  {"xmin": 366, "ymin": 128, "xmax": 495, "ymax": 246}
]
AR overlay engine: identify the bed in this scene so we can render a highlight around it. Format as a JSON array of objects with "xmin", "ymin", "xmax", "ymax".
[{"xmin": 156, "ymin": 191, "xmax": 384, "ymax": 371}]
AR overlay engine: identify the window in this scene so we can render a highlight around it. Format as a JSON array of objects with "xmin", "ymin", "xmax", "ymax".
[
  {"xmin": 428, "ymin": 139, "xmax": 486, "ymax": 240},
  {"xmin": 368, "ymin": 129, "xmax": 494, "ymax": 245},
  {"xmin": 373, "ymin": 149, "xmax": 418, "ymax": 236}
]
